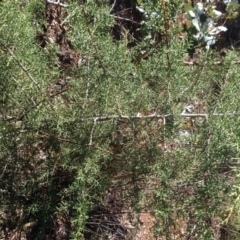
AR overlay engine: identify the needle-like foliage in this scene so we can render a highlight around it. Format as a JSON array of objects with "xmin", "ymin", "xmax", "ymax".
[{"xmin": 1, "ymin": 0, "xmax": 240, "ymax": 239}]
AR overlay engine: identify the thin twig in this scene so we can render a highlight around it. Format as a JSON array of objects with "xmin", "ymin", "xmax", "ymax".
[
  {"xmin": 89, "ymin": 118, "xmax": 97, "ymax": 145},
  {"xmin": 92, "ymin": 145, "xmax": 114, "ymax": 155},
  {"xmin": 163, "ymin": 116, "xmax": 167, "ymax": 150},
  {"xmin": 111, "ymin": 15, "xmax": 142, "ymax": 25},
  {"xmin": 39, "ymin": 131, "xmax": 79, "ymax": 145},
  {"xmin": 184, "ymin": 60, "xmax": 222, "ymax": 66},
  {"xmin": 184, "ymin": 60, "xmax": 240, "ymax": 66},
  {"xmin": 20, "ymin": 131, "xmax": 114, "ymax": 155},
  {"xmin": 0, "ymin": 40, "xmax": 40, "ymax": 90},
  {"xmin": 49, "ymin": 87, "xmax": 69, "ymax": 97},
  {"xmin": 186, "ymin": 224, "xmax": 197, "ymax": 240},
  {"xmin": 79, "ymin": 114, "xmax": 168, "ymax": 122},
  {"xmin": 0, "ymin": 164, "xmax": 8, "ymax": 179},
  {"xmin": 161, "ymin": 0, "xmax": 171, "ymax": 75},
  {"xmin": 83, "ymin": 58, "xmax": 90, "ymax": 109},
  {"xmin": 61, "ymin": 7, "xmax": 78, "ymax": 25},
  {"xmin": 78, "ymin": 112, "xmax": 240, "ymax": 123},
  {"xmin": 110, "ymin": 0, "xmax": 116, "ymax": 13},
  {"xmin": 181, "ymin": 113, "xmax": 208, "ymax": 119},
  {"xmin": 82, "ymin": 6, "xmax": 108, "ymax": 75},
  {"xmin": 220, "ymin": 226, "xmax": 240, "ymax": 236},
  {"xmin": 0, "ymin": 41, "xmax": 57, "ymax": 111}
]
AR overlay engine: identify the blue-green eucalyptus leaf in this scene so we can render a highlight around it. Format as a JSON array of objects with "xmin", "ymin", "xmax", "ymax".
[
  {"xmin": 209, "ymin": 26, "xmax": 227, "ymax": 35},
  {"xmin": 195, "ymin": 2, "xmax": 204, "ymax": 16},
  {"xmin": 192, "ymin": 18, "xmax": 200, "ymax": 32},
  {"xmin": 188, "ymin": 10, "xmax": 196, "ymax": 18},
  {"xmin": 204, "ymin": 35, "xmax": 215, "ymax": 45}
]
